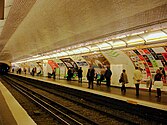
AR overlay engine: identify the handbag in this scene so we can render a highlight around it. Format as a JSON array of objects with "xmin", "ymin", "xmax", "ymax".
[
  {"xmin": 154, "ymin": 81, "xmax": 163, "ymax": 89},
  {"xmin": 119, "ymin": 74, "xmax": 123, "ymax": 83},
  {"xmin": 119, "ymin": 78, "xmax": 122, "ymax": 83}
]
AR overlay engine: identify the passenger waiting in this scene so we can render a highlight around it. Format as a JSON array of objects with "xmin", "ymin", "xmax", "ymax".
[
  {"xmin": 78, "ymin": 67, "xmax": 83, "ymax": 83},
  {"xmin": 133, "ymin": 67, "xmax": 142, "ymax": 96},
  {"xmin": 31, "ymin": 68, "xmax": 35, "ymax": 76},
  {"xmin": 52, "ymin": 69, "xmax": 56, "ymax": 80},
  {"xmin": 119, "ymin": 69, "xmax": 128, "ymax": 94},
  {"xmin": 154, "ymin": 69, "xmax": 163, "ymax": 98},
  {"xmin": 104, "ymin": 66, "xmax": 112, "ymax": 87},
  {"xmin": 67, "ymin": 68, "xmax": 72, "ymax": 81},
  {"xmin": 96, "ymin": 73, "xmax": 101, "ymax": 85},
  {"xmin": 87, "ymin": 66, "xmax": 95, "ymax": 89},
  {"xmin": 12, "ymin": 68, "xmax": 14, "ymax": 73}
]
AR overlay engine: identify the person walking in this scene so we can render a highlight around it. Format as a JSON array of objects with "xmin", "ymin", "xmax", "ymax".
[
  {"xmin": 154, "ymin": 69, "xmax": 163, "ymax": 98},
  {"xmin": 78, "ymin": 67, "xmax": 83, "ymax": 83},
  {"xmin": 104, "ymin": 66, "xmax": 112, "ymax": 87},
  {"xmin": 119, "ymin": 69, "xmax": 128, "ymax": 94},
  {"xmin": 87, "ymin": 66, "xmax": 95, "ymax": 89},
  {"xmin": 133, "ymin": 67, "xmax": 142, "ymax": 96}
]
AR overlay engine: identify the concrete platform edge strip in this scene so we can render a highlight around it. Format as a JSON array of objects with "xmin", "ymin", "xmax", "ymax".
[{"xmin": 0, "ymin": 82, "xmax": 37, "ymax": 125}]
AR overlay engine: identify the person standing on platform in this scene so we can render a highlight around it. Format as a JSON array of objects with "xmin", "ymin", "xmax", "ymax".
[
  {"xmin": 154, "ymin": 69, "xmax": 163, "ymax": 98},
  {"xmin": 12, "ymin": 68, "xmax": 14, "ymax": 73},
  {"xmin": 32, "ymin": 68, "xmax": 35, "ymax": 76},
  {"xmin": 78, "ymin": 67, "xmax": 83, "ymax": 83},
  {"xmin": 52, "ymin": 68, "xmax": 56, "ymax": 80},
  {"xmin": 96, "ymin": 72, "xmax": 101, "ymax": 85},
  {"xmin": 67, "ymin": 68, "xmax": 72, "ymax": 81},
  {"xmin": 119, "ymin": 69, "xmax": 128, "ymax": 94},
  {"xmin": 87, "ymin": 66, "xmax": 95, "ymax": 89},
  {"xmin": 133, "ymin": 67, "xmax": 142, "ymax": 96},
  {"xmin": 104, "ymin": 66, "xmax": 112, "ymax": 87},
  {"xmin": 147, "ymin": 76, "xmax": 152, "ymax": 92},
  {"xmin": 24, "ymin": 68, "xmax": 27, "ymax": 75},
  {"xmin": 164, "ymin": 63, "xmax": 167, "ymax": 84}
]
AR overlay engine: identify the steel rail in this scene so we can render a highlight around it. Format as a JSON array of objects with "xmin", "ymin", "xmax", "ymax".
[
  {"xmin": 7, "ymin": 75, "xmax": 140, "ymax": 124},
  {"xmin": 3, "ymin": 76, "xmax": 99, "ymax": 125}
]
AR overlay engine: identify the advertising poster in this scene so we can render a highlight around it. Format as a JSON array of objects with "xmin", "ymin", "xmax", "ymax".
[
  {"xmin": 138, "ymin": 55, "xmax": 145, "ymax": 61},
  {"xmin": 60, "ymin": 58, "xmax": 78, "ymax": 76},
  {"xmin": 142, "ymin": 49, "xmax": 150, "ymax": 54},
  {"xmin": 71, "ymin": 55, "xmax": 88, "ymax": 67},
  {"xmin": 162, "ymin": 53, "xmax": 167, "ymax": 61},
  {"xmin": 156, "ymin": 60, "xmax": 164, "ymax": 67},
  {"xmin": 138, "ymin": 49, "xmax": 145, "ymax": 55},
  {"xmin": 164, "ymin": 46, "xmax": 167, "ymax": 52},
  {"xmin": 151, "ymin": 60, "xmax": 159, "ymax": 68},
  {"xmin": 147, "ymin": 54, "xmax": 157, "ymax": 68},
  {"xmin": 157, "ymin": 54, "xmax": 166, "ymax": 66},
  {"xmin": 143, "ymin": 55, "xmax": 153, "ymax": 67},
  {"xmin": 70, "ymin": 55, "xmax": 89, "ymax": 80},
  {"xmin": 147, "ymin": 48, "xmax": 159, "ymax": 60},
  {"xmin": 125, "ymin": 47, "xmax": 167, "ymax": 85},
  {"xmin": 126, "ymin": 50, "xmax": 136, "ymax": 56},
  {"xmin": 60, "ymin": 58, "xmax": 78, "ymax": 69},
  {"xmin": 133, "ymin": 50, "xmax": 141, "ymax": 55},
  {"xmin": 152, "ymin": 47, "xmax": 166, "ymax": 53},
  {"xmin": 82, "ymin": 53, "xmax": 110, "ymax": 68},
  {"xmin": 57, "ymin": 63, "xmax": 65, "ymax": 67},
  {"xmin": 48, "ymin": 60, "xmax": 59, "ymax": 70},
  {"xmin": 145, "ymin": 68, "xmax": 151, "ymax": 77},
  {"xmin": 36, "ymin": 61, "xmax": 43, "ymax": 70}
]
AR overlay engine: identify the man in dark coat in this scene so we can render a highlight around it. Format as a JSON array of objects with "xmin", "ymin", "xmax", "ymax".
[
  {"xmin": 87, "ymin": 66, "xmax": 95, "ymax": 89},
  {"xmin": 67, "ymin": 68, "xmax": 72, "ymax": 81},
  {"xmin": 104, "ymin": 66, "xmax": 112, "ymax": 87},
  {"xmin": 52, "ymin": 68, "xmax": 56, "ymax": 80},
  {"xmin": 78, "ymin": 67, "xmax": 83, "ymax": 83}
]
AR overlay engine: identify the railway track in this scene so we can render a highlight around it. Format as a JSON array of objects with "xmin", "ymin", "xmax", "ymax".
[
  {"xmin": 1, "ymin": 75, "xmax": 162, "ymax": 124},
  {"xmin": 2, "ymin": 76, "xmax": 99, "ymax": 125}
]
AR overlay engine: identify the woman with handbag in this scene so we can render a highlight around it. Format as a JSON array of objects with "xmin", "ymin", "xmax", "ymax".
[
  {"xmin": 119, "ymin": 69, "xmax": 128, "ymax": 94},
  {"xmin": 154, "ymin": 69, "xmax": 163, "ymax": 98}
]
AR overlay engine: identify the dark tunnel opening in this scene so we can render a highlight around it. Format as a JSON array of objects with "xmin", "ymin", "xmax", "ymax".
[{"xmin": 0, "ymin": 63, "xmax": 10, "ymax": 75}]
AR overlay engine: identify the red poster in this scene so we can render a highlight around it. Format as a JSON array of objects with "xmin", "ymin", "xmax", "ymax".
[
  {"xmin": 48, "ymin": 60, "xmax": 59, "ymax": 69},
  {"xmin": 145, "ymin": 68, "xmax": 151, "ymax": 77},
  {"xmin": 162, "ymin": 53, "xmax": 167, "ymax": 61},
  {"xmin": 142, "ymin": 49, "xmax": 150, "ymax": 54},
  {"xmin": 138, "ymin": 55, "xmax": 145, "ymax": 61}
]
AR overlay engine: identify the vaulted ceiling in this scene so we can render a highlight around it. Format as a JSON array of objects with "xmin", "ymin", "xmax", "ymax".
[{"xmin": 0, "ymin": 0, "xmax": 167, "ymax": 63}]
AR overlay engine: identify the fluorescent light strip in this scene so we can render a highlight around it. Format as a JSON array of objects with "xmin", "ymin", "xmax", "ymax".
[{"xmin": 13, "ymin": 28, "xmax": 167, "ymax": 64}]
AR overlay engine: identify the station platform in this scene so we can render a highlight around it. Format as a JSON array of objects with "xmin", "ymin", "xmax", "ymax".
[
  {"xmin": 0, "ymin": 82, "xmax": 36, "ymax": 125},
  {"xmin": 0, "ymin": 73, "xmax": 167, "ymax": 124},
  {"xmin": 14, "ymin": 73, "xmax": 167, "ymax": 110}
]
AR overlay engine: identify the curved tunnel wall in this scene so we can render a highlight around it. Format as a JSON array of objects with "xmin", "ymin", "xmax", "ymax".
[
  {"xmin": 13, "ymin": 46, "xmax": 167, "ymax": 89},
  {"xmin": 102, "ymin": 50, "xmax": 135, "ymax": 86}
]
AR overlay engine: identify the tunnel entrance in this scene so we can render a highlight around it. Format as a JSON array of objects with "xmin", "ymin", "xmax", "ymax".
[{"xmin": 0, "ymin": 63, "xmax": 10, "ymax": 74}]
